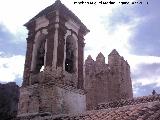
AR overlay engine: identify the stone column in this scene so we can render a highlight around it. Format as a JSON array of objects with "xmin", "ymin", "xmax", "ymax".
[
  {"xmin": 45, "ymin": 12, "xmax": 56, "ymax": 67},
  {"xmin": 56, "ymin": 16, "xmax": 67, "ymax": 68},
  {"xmin": 22, "ymin": 21, "xmax": 36, "ymax": 87},
  {"xmin": 77, "ymin": 27, "xmax": 85, "ymax": 89}
]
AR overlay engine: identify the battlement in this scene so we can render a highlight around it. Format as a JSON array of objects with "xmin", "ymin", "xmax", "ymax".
[{"xmin": 85, "ymin": 49, "xmax": 130, "ymax": 76}]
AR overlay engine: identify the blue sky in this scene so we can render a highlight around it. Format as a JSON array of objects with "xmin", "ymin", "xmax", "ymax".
[{"xmin": 0, "ymin": 0, "xmax": 160, "ymax": 97}]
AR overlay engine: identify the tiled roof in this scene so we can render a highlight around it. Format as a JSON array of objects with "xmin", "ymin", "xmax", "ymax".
[
  {"xmin": 52, "ymin": 101, "xmax": 160, "ymax": 120},
  {"xmin": 97, "ymin": 94, "xmax": 160, "ymax": 110},
  {"xmin": 16, "ymin": 95, "xmax": 160, "ymax": 120}
]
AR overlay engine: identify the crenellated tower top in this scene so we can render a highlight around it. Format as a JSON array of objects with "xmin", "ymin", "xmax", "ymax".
[{"xmin": 96, "ymin": 52, "xmax": 105, "ymax": 64}]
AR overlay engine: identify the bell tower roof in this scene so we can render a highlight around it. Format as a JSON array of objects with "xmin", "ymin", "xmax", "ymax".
[{"xmin": 24, "ymin": 0, "xmax": 89, "ymax": 35}]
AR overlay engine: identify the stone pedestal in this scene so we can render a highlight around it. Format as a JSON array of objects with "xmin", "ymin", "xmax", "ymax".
[{"xmin": 18, "ymin": 81, "xmax": 86, "ymax": 118}]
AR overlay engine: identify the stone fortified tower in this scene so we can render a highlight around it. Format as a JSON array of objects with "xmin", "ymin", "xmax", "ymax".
[
  {"xmin": 17, "ymin": 0, "xmax": 89, "ymax": 117},
  {"xmin": 85, "ymin": 49, "xmax": 133, "ymax": 110}
]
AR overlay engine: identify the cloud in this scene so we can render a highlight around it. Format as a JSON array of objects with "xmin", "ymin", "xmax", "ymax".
[
  {"xmin": 0, "ymin": 0, "xmax": 53, "ymax": 33},
  {"xmin": 0, "ymin": 54, "xmax": 25, "ymax": 83},
  {"xmin": 128, "ymin": 0, "xmax": 160, "ymax": 56},
  {"xmin": 131, "ymin": 63, "xmax": 160, "ymax": 96},
  {"xmin": 0, "ymin": 23, "xmax": 25, "ymax": 85},
  {"xmin": 133, "ymin": 83, "xmax": 160, "ymax": 97},
  {"xmin": 0, "ymin": 23, "xmax": 26, "ymax": 55},
  {"xmin": 132, "ymin": 63, "xmax": 160, "ymax": 79},
  {"xmin": 102, "ymin": 5, "xmax": 138, "ymax": 33},
  {"xmin": 131, "ymin": 63, "xmax": 160, "ymax": 85},
  {"xmin": 102, "ymin": 0, "xmax": 160, "ymax": 57},
  {"xmin": 15, "ymin": 78, "xmax": 23, "ymax": 87}
]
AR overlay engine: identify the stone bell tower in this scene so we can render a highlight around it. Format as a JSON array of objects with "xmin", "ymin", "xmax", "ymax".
[{"xmin": 18, "ymin": 0, "xmax": 89, "ymax": 118}]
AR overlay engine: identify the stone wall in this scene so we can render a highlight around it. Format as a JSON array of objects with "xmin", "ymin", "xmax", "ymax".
[
  {"xmin": 0, "ymin": 82, "xmax": 19, "ymax": 120},
  {"xmin": 84, "ymin": 50, "xmax": 133, "ymax": 110},
  {"xmin": 18, "ymin": 79, "xmax": 86, "ymax": 118}
]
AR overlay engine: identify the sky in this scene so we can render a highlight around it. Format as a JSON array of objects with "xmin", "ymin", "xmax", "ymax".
[{"xmin": 0, "ymin": 0, "xmax": 160, "ymax": 97}]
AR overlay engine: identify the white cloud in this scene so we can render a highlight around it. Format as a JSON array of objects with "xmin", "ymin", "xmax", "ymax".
[
  {"xmin": 133, "ymin": 77, "xmax": 160, "ymax": 86},
  {"xmin": 0, "ymin": 0, "xmax": 53, "ymax": 33},
  {"xmin": 0, "ymin": 55, "xmax": 25, "ymax": 83},
  {"xmin": 129, "ymin": 55, "xmax": 160, "ymax": 92},
  {"xmin": 126, "ymin": 55, "xmax": 160, "ymax": 69}
]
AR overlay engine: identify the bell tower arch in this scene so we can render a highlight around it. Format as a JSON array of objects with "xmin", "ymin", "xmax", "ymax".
[
  {"xmin": 31, "ymin": 32, "xmax": 46, "ymax": 74},
  {"xmin": 65, "ymin": 35, "xmax": 77, "ymax": 73}
]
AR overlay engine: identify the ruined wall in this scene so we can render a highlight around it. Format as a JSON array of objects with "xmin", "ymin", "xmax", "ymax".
[
  {"xmin": 84, "ymin": 50, "xmax": 133, "ymax": 110},
  {"xmin": 18, "ymin": 80, "xmax": 86, "ymax": 117},
  {"xmin": 0, "ymin": 82, "xmax": 19, "ymax": 120}
]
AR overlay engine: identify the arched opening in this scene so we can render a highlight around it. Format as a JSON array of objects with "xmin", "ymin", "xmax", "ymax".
[
  {"xmin": 65, "ymin": 35, "xmax": 76, "ymax": 73},
  {"xmin": 34, "ymin": 34, "xmax": 46, "ymax": 74}
]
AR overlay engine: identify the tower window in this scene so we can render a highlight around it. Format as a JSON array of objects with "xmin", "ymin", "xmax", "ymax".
[
  {"xmin": 65, "ymin": 36, "xmax": 76, "ymax": 73},
  {"xmin": 34, "ymin": 36, "xmax": 46, "ymax": 74}
]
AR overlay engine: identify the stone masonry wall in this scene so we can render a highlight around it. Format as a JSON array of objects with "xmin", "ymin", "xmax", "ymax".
[
  {"xmin": 84, "ymin": 49, "xmax": 133, "ymax": 110},
  {"xmin": 0, "ymin": 82, "xmax": 19, "ymax": 120},
  {"xmin": 18, "ymin": 79, "xmax": 86, "ymax": 118}
]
